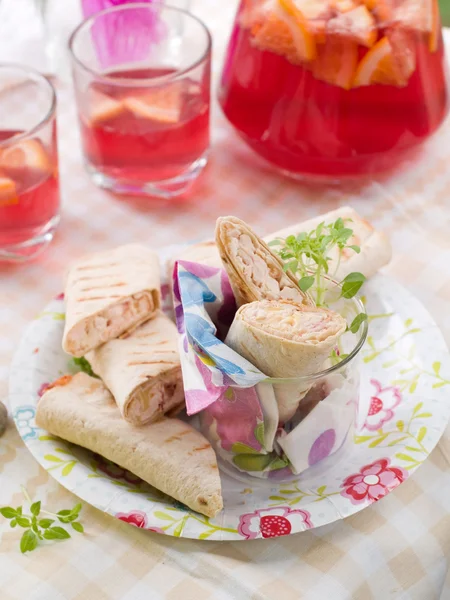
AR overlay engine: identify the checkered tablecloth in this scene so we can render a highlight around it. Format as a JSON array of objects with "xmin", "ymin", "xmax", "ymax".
[{"xmin": 1, "ymin": 2, "xmax": 450, "ymax": 599}]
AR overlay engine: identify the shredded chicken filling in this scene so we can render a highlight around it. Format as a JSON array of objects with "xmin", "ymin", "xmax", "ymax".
[
  {"xmin": 67, "ymin": 291, "xmax": 155, "ymax": 355},
  {"xmin": 226, "ymin": 225, "xmax": 305, "ymax": 302},
  {"xmin": 242, "ymin": 301, "xmax": 346, "ymax": 343}
]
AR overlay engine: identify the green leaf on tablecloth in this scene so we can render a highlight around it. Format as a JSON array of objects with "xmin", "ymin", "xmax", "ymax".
[
  {"xmin": 413, "ymin": 402, "xmax": 423, "ymax": 415},
  {"xmin": 317, "ymin": 486, "xmax": 327, "ymax": 495},
  {"xmin": 44, "ymin": 527, "xmax": 70, "ymax": 540},
  {"xmin": 432, "ymin": 362, "xmax": 441, "ymax": 376},
  {"xmin": 0, "ymin": 507, "xmax": 17, "ymax": 519},
  {"xmin": 20, "ymin": 530, "xmax": 38, "ymax": 554},
  {"xmin": 414, "ymin": 413, "xmax": 432, "ymax": 419},
  {"xmin": 71, "ymin": 522, "xmax": 84, "ymax": 533},
  {"xmin": 30, "ymin": 502, "xmax": 41, "ymax": 517},
  {"xmin": 39, "ymin": 519, "xmax": 54, "ymax": 528},
  {"xmin": 369, "ymin": 434, "xmax": 389, "ymax": 448},
  {"xmin": 396, "ymin": 421, "xmax": 405, "ymax": 432}
]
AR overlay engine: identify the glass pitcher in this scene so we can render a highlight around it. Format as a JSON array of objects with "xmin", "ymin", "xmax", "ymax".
[{"xmin": 219, "ymin": 0, "xmax": 449, "ymax": 181}]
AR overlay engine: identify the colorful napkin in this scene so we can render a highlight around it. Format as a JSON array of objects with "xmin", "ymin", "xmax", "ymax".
[{"xmin": 174, "ymin": 260, "xmax": 358, "ymax": 478}]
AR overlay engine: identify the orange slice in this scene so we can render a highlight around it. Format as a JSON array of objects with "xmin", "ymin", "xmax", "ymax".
[
  {"xmin": 353, "ymin": 30, "xmax": 415, "ymax": 87},
  {"xmin": 123, "ymin": 83, "xmax": 183, "ymax": 124},
  {"xmin": 89, "ymin": 90, "xmax": 125, "ymax": 125},
  {"xmin": 312, "ymin": 37, "xmax": 359, "ymax": 89},
  {"xmin": 0, "ymin": 176, "xmax": 18, "ymax": 207},
  {"xmin": 251, "ymin": 0, "xmax": 316, "ymax": 64},
  {"xmin": 327, "ymin": 5, "xmax": 378, "ymax": 47},
  {"xmin": 0, "ymin": 139, "xmax": 52, "ymax": 176},
  {"xmin": 429, "ymin": 0, "xmax": 440, "ymax": 52}
]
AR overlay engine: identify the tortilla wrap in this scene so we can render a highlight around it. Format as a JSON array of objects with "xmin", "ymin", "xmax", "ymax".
[
  {"xmin": 36, "ymin": 373, "xmax": 223, "ymax": 518},
  {"xmin": 63, "ymin": 244, "xmax": 161, "ymax": 357},
  {"xmin": 226, "ymin": 300, "xmax": 346, "ymax": 422},
  {"xmin": 86, "ymin": 312, "xmax": 184, "ymax": 426},
  {"xmin": 168, "ymin": 207, "xmax": 391, "ymax": 282},
  {"xmin": 215, "ymin": 216, "xmax": 312, "ymax": 307}
]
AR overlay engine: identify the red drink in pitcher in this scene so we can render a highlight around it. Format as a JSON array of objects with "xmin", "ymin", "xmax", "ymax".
[
  {"xmin": 79, "ymin": 68, "xmax": 210, "ymax": 185},
  {"xmin": 219, "ymin": 0, "xmax": 449, "ymax": 180},
  {"xmin": 0, "ymin": 130, "xmax": 59, "ymax": 251}
]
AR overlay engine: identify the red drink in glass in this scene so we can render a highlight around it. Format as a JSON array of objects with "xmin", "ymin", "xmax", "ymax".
[
  {"xmin": 70, "ymin": 3, "xmax": 211, "ymax": 198},
  {"xmin": 79, "ymin": 68, "xmax": 209, "ymax": 185},
  {"xmin": 219, "ymin": 0, "xmax": 449, "ymax": 180},
  {"xmin": 0, "ymin": 131, "xmax": 59, "ymax": 250},
  {"xmin": 0, "ymin": 66, "xmax": 59, "ymax": 261}
]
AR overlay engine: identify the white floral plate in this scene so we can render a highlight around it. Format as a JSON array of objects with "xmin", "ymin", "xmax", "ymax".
[{"xmin": 9, "ymin": 266, "xmax": 450, "ymax": 540}]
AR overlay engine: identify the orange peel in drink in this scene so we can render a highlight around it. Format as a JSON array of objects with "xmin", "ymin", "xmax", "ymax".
[
  {"xmin": 0, "ymin": 176, "xmax": 18, "ymax": 207},
  {"xmin": 353, "ymin": 29, "xmax": 416, "ymax": 87}
]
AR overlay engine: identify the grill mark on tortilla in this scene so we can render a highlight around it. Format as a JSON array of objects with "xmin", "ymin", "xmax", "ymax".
[
  {"xmin": 75, "ymin": 262, "xmax": 120, "ymax": 271},
  {"xmin": 165, "ymin": 431, "xmax": 189, "ymax": 443},
  {"xmin": 193, "ymin": 444, "xmax": 210, "ymax": 452},
  {"xmin": 133, "ymin": 332, "xmax": 157, "ymax": 339},
  {"xmin": 127, "ymin": 360, "xmax": 178, "ymax": 366},
  {"xmin": 129, "ymin": 351, "xmax": 176, "ymax": 356},
  {"xmin": 78, "ymin": 283, "xmax": 127, "ymax": 292},
  {"xmin": 76, "ymin": 295, "xmax": 122, "ymax": 302}
]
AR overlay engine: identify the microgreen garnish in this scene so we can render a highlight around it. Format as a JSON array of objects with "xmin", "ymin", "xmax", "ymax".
[
  {"xmin": 72, "ymin": 356, "xmax": 97, "ymax": 378},
  {"xmin": 270, "ymin": 218, "xmax": 368, "ymax": 341},
  {"xmin": 0, "ymin": 488, "xmax": 84, "ymax": 553}
]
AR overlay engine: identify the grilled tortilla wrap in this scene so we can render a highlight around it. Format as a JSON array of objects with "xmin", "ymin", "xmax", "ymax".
[
  {"xmin": 63, "ymin": 244, "xmax": 161, "ymax": 357},
  {"xmin": 87, "ymin": 312, "xmax": 184, "ymax": 426},
  {"xmin": 215, "ymin": 216, "xmax": 312, "ymax": 307},
  {"xmin": 36, "ymin": 373, "xmax": 223, "ymax": 518},
  {"xmin": 226, "ymin": 300, "xmax": 346, "ymax": 422},
  {"xmin": 169, "ymin": 207, "xmax": 391, "ymax": 282}
]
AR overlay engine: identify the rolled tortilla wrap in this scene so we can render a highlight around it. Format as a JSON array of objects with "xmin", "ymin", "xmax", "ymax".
[
  {"xmin": 266, "ymin": 206, "xmax": 392, "ymax": 281},
  {"xmin": 169, "ymin": 207, "xmax": 391, "ymax": 282},
  {"xmin": 86, "ymin": 312, "xmax": 184, "ymax": 426},
  {"xmin": 215, "ymin": 216, "xmax": 312, "ymax": 307},
  {"xmin": 36, "ymin": 373, "xmax": 223, "ymax": 518},
  {"xmin": 63, "ymin": 244, "xmax": 161, "ymax": 357},
  {"xmin": 225, "ymin": 300, "xmax": 347, "ymax": 422}
]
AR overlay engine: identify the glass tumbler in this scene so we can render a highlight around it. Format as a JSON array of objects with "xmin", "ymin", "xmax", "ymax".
[
  {"xmin": 0, "ymin": 65, "xmax": 60, "ymax": 262},
  {"xmin": 69, "ymin": 2, "xmax": 211, "ymax": 198}
]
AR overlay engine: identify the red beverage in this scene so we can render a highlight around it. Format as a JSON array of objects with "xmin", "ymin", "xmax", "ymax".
[
  {"xmin": 0, "ymin": 129, "xmax": 59, "ymax": 249},
  {"xmin": 79, "ymin": 68, "xmax": 210, "ymax": 186},
  {"xmin": 219, "ymin": 0, "xmax": 449, "ymax": 180}
]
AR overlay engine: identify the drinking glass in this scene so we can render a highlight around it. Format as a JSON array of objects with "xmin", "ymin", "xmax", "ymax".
[
  {"xmin": 219, "ymin": 0, "xmax": 449, "ymax": 182},
  {"xmin": 200, "ymin": 293, "xmax": 368, "ymax": 483},
  {"xmin": 69, "ymin": 2, "xmax": 211, "ymax": 198},
  {"xmin": 0, "ymin": 65, "xmax": 59, "ymax": 262}
]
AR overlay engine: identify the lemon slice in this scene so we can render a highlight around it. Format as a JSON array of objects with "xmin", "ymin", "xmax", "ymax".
[{"xmin": 0, "ymin": 176, "xmax": 18, "ymax": 207}]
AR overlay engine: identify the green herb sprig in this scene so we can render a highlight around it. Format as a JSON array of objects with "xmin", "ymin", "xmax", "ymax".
[
  {"xmin": 0, "ymin": 488, "xmax": 84, "ymax": 553},
  {"xmin": 269, "ymin": 218, "xmax": 367, "ymax": 333},
  {"xmin": 269, "ymin": 217, "xmax": 366, "ymax": 305}
]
